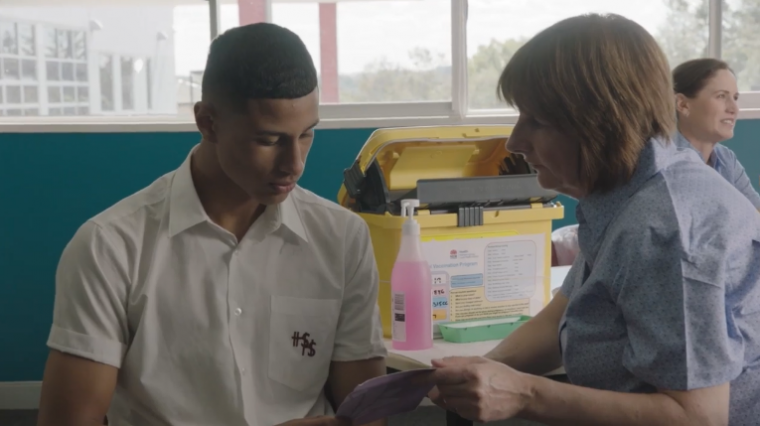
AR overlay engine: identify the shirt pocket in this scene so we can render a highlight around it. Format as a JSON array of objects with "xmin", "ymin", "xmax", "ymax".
[{"xmin": 268, "ymin": 295, "xmax": 341, "ymax": 393}]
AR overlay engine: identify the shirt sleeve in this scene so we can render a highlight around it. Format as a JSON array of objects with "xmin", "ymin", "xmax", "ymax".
[
  {"xmin": 47, "ymin": 221, "xmax": 130, "ymax": 368},
  {"xmin": 331, "ymin": 215, "xmax": 387, "ymax": 362},
  {"xmin": 727, "ymin": 148, "xmax": 760, "ymax": 209},
  {"xmin": 617, "ymin": 228, "xmax": 744, "ymax": 390},
  {"xmin": 559, "ymin": 253, "xmax": 586, "ymax": 298}
]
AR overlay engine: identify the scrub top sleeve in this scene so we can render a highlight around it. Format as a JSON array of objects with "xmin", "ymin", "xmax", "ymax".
[
  {"xmin": 617, "ymin": 235, "xmax": 743, "ymax": 391},
  {"xmin": 47, "ymin": 221, "xmax": 129, "ymax": 368},
  {"xmin": 559, "ymin": 254, "xmax": 586, "ymax": 298}
]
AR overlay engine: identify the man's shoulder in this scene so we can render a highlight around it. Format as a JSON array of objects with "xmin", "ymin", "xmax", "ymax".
[{"xmin": 88, "ymin": 171, "xmax": 175, "ymax": 239}]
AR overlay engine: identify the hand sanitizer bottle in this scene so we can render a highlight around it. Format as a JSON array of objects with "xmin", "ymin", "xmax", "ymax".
[{"xmin": 391, "ymin": 199, "xmax": 433, "ymax": 350}]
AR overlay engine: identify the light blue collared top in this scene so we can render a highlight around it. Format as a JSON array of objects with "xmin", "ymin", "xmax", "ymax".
[
  {"xmin": 559, "ymin": 138, "xmax": 760, "ymax": 425},
  {"xmin": 674, "ymin": 131, "xmax": 760, "ymax": 208}
]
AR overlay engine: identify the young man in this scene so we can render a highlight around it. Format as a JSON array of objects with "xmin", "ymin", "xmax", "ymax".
[{"xmin": 38, "ymin": 23, "xmax": 387, "ymax": 426}]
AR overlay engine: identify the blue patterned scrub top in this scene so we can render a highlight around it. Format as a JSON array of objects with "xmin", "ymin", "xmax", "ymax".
[
  {"xmin": 674, "ymin": 131, "xmax": 760, "ymax": 209},
  {"xmin": 559, "ymin": 138, "xmax": 760, "ymax": 425}
]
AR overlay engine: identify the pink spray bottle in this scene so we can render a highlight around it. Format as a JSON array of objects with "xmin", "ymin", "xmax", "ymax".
[{"xmin": 391, "ymin": 199, "xmax": 433, "ymax": 351}]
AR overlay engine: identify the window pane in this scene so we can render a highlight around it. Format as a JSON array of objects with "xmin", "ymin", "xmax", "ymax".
[
  {"xmin": 3, "ymin": 58, "xmax": 20, "ymax": 79},
  {"xmin": 0, "ymin": 21, "xmax": 17, "ymax": 55},
  {"xmin": 724, "ymin": 0, "xmax": 760, "ymax": 91},
  {"xmin": 47, "ymin": 86, "xmax": 61, "ymax": 103},
  {"xmin": 3, "ymin": 3, "xmax": 209, "ymax": 118},
  {"xmin": 44, "ymin": 27, "xmax": 56, "ymax": 58},
  {"xmin": 100, "ymin": 54, "xmax": 114, "ymax": 111},
  {"xmin": 18, "ymin": 23, "xmax": 35, "ymax": 57},
  {"xmin": 57, "ymin": 29, "xmax": 72, "ymax": 59},
  {"xmin": 146, "ymin": 58, "xmax": 153, "ymax": 110},
  {"xmin": 220, "ymin": 0, "xmax": 451, "ymax": 104},
  {"xmin": 24, "ymin": 108, "xmax": 39, "ymax": 116},
  {"xmin": 467, "ymin": 0, "xmax": 708, "ymax": 110},
  {"xmin": 48, "ymin": 107, "xmax": 62, "ymax": 116},
  {"xmin": 23, "ymin": 86, "xmax": 38, "ymax": 103},
  {"xmin": 6, "ymin": 86, "xmax": 21, "ymax": 103},
  {"xmin": 21, "ymin": 59, "xmax": 36, "ymax": 80},
  {"xmin": 6, "ymin": 108, "xmax": 22, "ymax": 116},
  {"xmin": 46, "ymin": 61, "xmax": 60, "ymax": 81},
  {"xmin": 72, "ymin": 31, "xmax": 86, "ymax": 60},
  {"xmin": 121, "ymin": 56, "xmax": 134, "ymax": 110},
  {"xmin": 76, "ymin": 63, "xmax": 88, "ymax": 82},
  {"xmin": 63, "ymin": 86, "xmax": 75, "ymax": 103},
  {"xmin": 63, "ymin": 106, "xmax": 77, "ymax": 115},
  {"xmin": 0, "ymin": 87, "xmax": 3, "ymax": 103},
  {"xmin": 77, "ymin": 106, "xmax": 89, "ymax": 115},
  {"xmin": 61, "ymin": 62, "xmax": 75, "ymax": 81},
  {"xmin": 77, "ymin": 86, "xmax": 89, "ymax": 102}
]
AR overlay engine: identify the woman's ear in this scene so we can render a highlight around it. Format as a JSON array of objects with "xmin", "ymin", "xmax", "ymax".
[{"xmin": 675, "ymin": 93, "xmax": 690, "ymax": 118}]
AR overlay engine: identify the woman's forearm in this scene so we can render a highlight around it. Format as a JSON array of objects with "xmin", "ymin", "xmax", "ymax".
[
  {"xmin": 521, "ymin": 375, "xmax": 713, "ymax": 426},
  {"xmin": 485, "ymin": 318, "xmax": 562, "ymax": 375}
]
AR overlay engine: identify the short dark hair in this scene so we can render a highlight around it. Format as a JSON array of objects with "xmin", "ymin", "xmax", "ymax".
[
  {"xmin": 201, "ymin": 23, "xmax": 318, "ymax": 110},
  {"xmin": 673, "ymin": 58, "xmax": 733, "ymax": 98},
  {"xmin": 498, "ymin": 14, "xmax": 675, "ymax": 194}
]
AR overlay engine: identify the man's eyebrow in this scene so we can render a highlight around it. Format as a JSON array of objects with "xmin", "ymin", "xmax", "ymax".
[{"xmin": 306, "ymin": 120, "xmax": 320, "ymax": 131}]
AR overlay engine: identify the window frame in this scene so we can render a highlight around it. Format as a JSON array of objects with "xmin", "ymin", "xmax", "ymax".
[{"xmin": 1, "ymin": 0, "xmax": 759, "ymax": 132}]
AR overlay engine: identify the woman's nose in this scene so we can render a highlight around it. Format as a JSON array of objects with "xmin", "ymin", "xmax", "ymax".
[{"xmin": 506, "ymin": 123, "xmax": 529, "ymax": 155}]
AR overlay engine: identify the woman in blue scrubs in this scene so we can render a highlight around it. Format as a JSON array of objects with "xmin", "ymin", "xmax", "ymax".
[
  {"xmin": 674, "ymin": 58, "xmax": 760, "ymax": 208},
  {"xmin": 429, "ymin": 14, "xmax": 760, "ymax": 426}
]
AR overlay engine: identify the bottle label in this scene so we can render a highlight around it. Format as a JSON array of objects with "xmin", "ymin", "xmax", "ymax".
[{"xmin": 392, "ymin": 292, "xmax": 406, "ymax": 342}]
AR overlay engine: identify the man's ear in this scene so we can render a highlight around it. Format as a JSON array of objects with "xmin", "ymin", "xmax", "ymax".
[
  {"xmin": 194, "ymin": 101, "xmax": 218, "ymax": 143},
  {"xmin": 675, "ymin": 93, "xmax": 690, "ymax": 118}
]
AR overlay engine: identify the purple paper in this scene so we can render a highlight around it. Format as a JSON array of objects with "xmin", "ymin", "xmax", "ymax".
[{"xmin": 336, "ymin": 368, "xmax": 436, "ymax": 425}]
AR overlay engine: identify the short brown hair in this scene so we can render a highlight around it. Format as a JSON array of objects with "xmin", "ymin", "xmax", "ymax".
[
  {"xmin": 673, "ymin": 58, "xmax": 732, "ymax": 98},
  {"xmin": 498, "ymin": 14, "xmax": 675, "ymax": 194}
]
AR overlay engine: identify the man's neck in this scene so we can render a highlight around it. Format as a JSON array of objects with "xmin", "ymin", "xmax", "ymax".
[
  {"xmin": 191, "ymin": 142, "xmax": 265, "ymax": 240},
  {"xmin": 678, "ymin": 126, "xmax": 716, "ymax": 164}
]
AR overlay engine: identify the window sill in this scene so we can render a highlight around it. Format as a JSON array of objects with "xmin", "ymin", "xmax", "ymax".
[{"xmin": 1, "ymin": 109, "xmax": 760, "ymax": 133}]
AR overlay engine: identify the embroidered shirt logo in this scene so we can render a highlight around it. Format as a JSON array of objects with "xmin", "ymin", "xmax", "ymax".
[{"xmin": 291, "ymin": 331, "xmax": 317, "ymax": 357}]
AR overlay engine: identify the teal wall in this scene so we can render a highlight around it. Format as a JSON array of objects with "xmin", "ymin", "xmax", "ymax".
[{"xmin": 2, "ymin": 120, "xmax": 758, "ymax": 382}]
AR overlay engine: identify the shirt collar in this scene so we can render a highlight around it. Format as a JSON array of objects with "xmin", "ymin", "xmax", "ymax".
[
  {"xmin": 168, "ymin": 147, "xmax": 209, "ymax": 237},
  {"xmin": 576, "ymin": 138, "xmax": 675, "ymax": 264},
  {"xmin": 276, "ymin": 191, "xmax": 309, "ymax": 242},
  {"xmin": 168, "ymin": 146, "xmax": 309, "ymax": 243},
  {"xmin": 674, "ymin": 130, "xmax": 719, "ymax": 169}
]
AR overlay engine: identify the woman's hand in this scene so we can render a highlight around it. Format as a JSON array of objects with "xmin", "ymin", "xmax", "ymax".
[{"xmin": 428, "ymin": 356, "xmax": 534, "ymax": 423}]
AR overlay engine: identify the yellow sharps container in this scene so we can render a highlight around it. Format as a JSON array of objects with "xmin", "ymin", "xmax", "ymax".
[{"xmin": 337, "ymin": 125, "xmax": 564, "ymax": 338}]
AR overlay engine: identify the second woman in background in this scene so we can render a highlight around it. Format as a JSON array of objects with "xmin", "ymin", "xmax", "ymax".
[{"xmin": 674, "ymin": 58, "xmax": 760, "ymax": 209}]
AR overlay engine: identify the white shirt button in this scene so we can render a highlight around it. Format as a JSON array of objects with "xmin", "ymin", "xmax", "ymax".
[
  {"xmin": 241, "ymin": 367, "xmax": 247, "ymax": 375},
  {"xmin": 234, "ymin": 307, "xmax": 243, "ymax": 316}
]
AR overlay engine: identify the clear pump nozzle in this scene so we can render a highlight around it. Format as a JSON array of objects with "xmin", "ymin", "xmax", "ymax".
[
  {"xmin": 401, "ymin": 199, "xmax": 420, "ymax": 218},
  {"xmin": 400, "ymin": 199, "xmax": 421, "ymax": 237}
]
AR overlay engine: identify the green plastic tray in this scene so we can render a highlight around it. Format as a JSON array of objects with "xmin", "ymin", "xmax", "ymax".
[{"xmin": 438, "ymin": 315, "xmax": 532, "ymax": 343}]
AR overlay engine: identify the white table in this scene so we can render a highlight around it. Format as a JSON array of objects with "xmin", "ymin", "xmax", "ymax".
[
  {"xmin": 383, "ymin": 266, "xmax": 571, "ymax": 426},
  {"xmin": 385, "ymin": 265, "xmax": 570, "ymax": 373}
]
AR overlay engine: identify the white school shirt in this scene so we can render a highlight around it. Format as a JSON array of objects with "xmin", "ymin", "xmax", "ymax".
[{"xmin": 47, "ymin": 148, "xmax": 387, "ymax": 426}]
